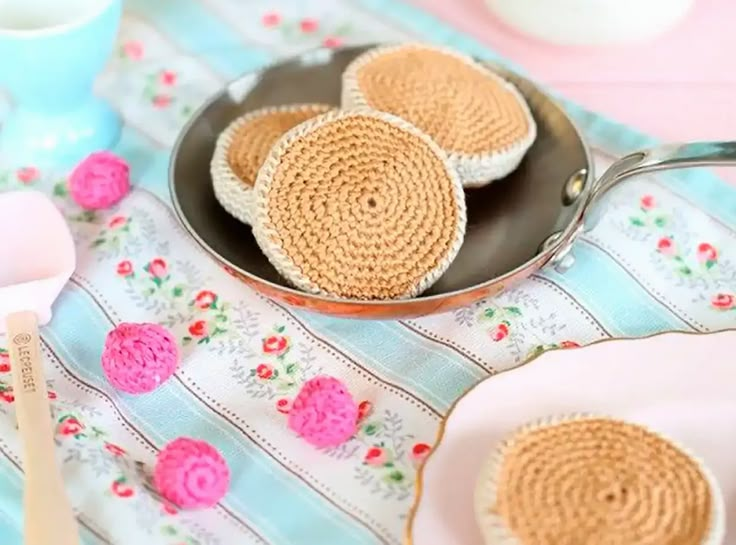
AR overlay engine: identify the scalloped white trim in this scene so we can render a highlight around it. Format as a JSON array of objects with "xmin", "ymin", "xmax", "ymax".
[
  {"xmin": 210, "ymin": 104, "xmax": 330, "ymax": 226},
  {"xmin": 341, "ymin": 43, "xmax": 537, "ymax": 188},
  {"xmin": 252, "ymin": 107, "xmax": 467, "ymax": 300},
  {"xmin": 473, "ymin": 413, "xmax": 726, "ymax": 545}
]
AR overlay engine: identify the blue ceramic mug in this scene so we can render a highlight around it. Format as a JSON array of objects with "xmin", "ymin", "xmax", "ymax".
[{"xmin": 0, "ymin": 0, "xmax": 123, "ymax": 165}]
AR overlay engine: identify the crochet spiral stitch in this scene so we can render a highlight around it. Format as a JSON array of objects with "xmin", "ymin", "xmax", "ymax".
[
  {"xmin": 252, "ymin": 108, "xmax": 467, "ymax": 300},
  {"xmin": 288, "ymin": 376, "xmax": 359, "ymax": 448},
  {"xmin": 211, "ymin": 103, "xmax": 331, "ymax": 225},
  {"xmin": 101, "ymin": 322, "xmax": 179, "ymax": 394},
  {"xmin": 68, "ymin": 150, "xmax": 130, "ymax": 210},
  {"xmin": 154, "ymin": 437, "xmax": 230, "ymax": 509},
  {"xmin": 342, "ymin": 43, "xmax": 537, "ymax": 187},
  {"xmin": 474, "ymin": 415, "xmax": 725, "ymax": 545}
]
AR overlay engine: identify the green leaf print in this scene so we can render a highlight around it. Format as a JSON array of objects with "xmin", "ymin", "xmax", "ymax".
[
  {"xmin": 629, "ymin": 216, "xmax": 645, "ymax": 227},
  {"xmin": 483, "ymin": 308, "xmax": 495, "ymax": 319},
  {"xmin": 385, "ymin": 470, "xmax": 405, "ymax": 484},
  {"xmin": 362, "ymin": 423, "xmax": 379, "ymax": 436},
  {"xmin": 505, "ymin": 306, "xmax": 522, "ymax": 316},
  {"xmin": 53, "ymin": 181, "xmax": 69, "ymax": 197},
  {"xmin": 654, "ymin": 216, "xmax": 667, "ymax": 227},
  {"xmin": 285, "ymin": 363, "xmax": 297, "ymax": 375},
  {"xmin": 171, "ymin": 285, "xmax": 184, "ymax": 297}
]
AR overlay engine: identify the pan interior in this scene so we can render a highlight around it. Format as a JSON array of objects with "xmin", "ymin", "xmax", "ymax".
[{"xmin": 171, "ymin": 46, "xmax": 589, "ymax": 297}]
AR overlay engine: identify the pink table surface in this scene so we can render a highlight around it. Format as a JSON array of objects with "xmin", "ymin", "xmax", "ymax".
[{"xmin": 408, "ymin": 0, "xmax": 736, "ymax": 185}]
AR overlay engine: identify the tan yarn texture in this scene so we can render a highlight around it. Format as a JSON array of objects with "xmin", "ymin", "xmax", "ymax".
[
  {"xmin": 342, "ymin": 43, "xmax": 537, "ymax": 187},
  {"xmin": 210, "ymin": 104, "xmax": 331, "ymax": 225},
  {"xmin": 474, "ymin": 415, "xmax": 725, "ymax": 545},
  {"xmin": 252, "ymin": 108, "xmax": 467, "ymax": 300}
]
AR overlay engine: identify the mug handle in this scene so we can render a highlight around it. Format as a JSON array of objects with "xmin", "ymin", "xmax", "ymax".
[
  {"xmin": 551, "ymin": 141, "xmax": 736, "ymax": 272},
  {"xmin": 583, "ymin": 141, "xmax": 736, "ymax": 231}
]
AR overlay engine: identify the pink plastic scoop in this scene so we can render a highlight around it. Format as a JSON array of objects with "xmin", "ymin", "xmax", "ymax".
[{"xmin": 0, "ymin": 190, "xmax": 79, "ymax": 545}]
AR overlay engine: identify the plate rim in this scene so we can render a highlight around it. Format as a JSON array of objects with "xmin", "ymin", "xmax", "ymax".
[
  {"xmin": 404, "ymin": 327, "xmax": 736, "ymax": 545},
  {"xmin": 168, "ymin": 44, "xmax": 595, "ymax": 309}
]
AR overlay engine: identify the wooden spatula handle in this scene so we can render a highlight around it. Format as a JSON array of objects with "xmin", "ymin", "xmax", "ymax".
[{"xmin": 6, "ymin": 311, "xmax": 80, "ymax": 545}]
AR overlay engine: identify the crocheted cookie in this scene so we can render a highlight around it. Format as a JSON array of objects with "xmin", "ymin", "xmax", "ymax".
[
  {"xmin": 253, "ymin": 108, "xmax": 466, "ymax": 300},
  {"xmin": 342, "ymin": 43, "xmax": 536, "ymax": 187},
  {"xmin": 210, "ymin": 104, "xmax": 331, "ymax": 225},
  {"xmin": 474, "ymin": 415, "xmax": 725, "ymax": 545}
]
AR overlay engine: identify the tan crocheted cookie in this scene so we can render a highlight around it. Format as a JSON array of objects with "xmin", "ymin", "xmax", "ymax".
[
  {"xmin": 210, "ymin": 104, "xmax": 331, "ymax": 225},
  {"xmin": 342, "ymin": 43, "xmax": 536, "ymax": 188},
  {"xmin": 474, "ymin": 415, "xmax": 725, "ymax": 545},
  {"xmin": 252, "ymin": 108, "xmax": 467, "ymax": 300}
]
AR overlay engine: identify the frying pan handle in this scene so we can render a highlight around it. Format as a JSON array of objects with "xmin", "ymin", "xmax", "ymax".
[{"xmin": 583, "ymin": 141, "xmax": 736, "ymax": 231}]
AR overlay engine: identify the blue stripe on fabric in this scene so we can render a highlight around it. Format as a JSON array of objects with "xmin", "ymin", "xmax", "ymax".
[
  {"xmin": 539, "ymin": 242, "xmax": 692, "ymax": 336},
  {"xmin": 124, "ymin": 0, "xmax": 272, "ymax": 79},
  {"xmin": 0, "ymin": 456, "xmax": 100, "ymax": 545},
  {"xmin": 293, "ymin": 312, "xmax": 485, "ymax": 411},
  {"xmin": 0, "ymin": 461, "xmax": 21, "ymax": 545},
  {"xmin": 359, "ymin": 0, "xmax": 736, "ymax": 230},
  {"xmin": 113, "ymin": 127, "xmax": 170, "ymax": 200},
  {"xmin": 42, "ymin": 287, "xmax": 381, "ymax": 545}
]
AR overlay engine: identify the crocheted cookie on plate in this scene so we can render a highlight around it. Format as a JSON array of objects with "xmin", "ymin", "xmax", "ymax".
[
  {"xmin": 474, "ymin": 414, "xmax": 725, "ymax": 545},
  {"xmin": 252, "ymin": 108, "xmax": 467, "ymax": 300},
  {"xmin": 342, "ymin": 43, "xmax": 536, "ymax": 188},
  {"xmin": 210, "ymin": 104, "xmax": 331, "ymax": 225}
]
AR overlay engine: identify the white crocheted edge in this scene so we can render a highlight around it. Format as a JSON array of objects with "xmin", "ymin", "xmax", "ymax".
[
  {"xmin": 252, "ymin": 107, "xmax": 467, "ymax": 300},
  {"xmin": 473, "ymin": 413, "xmax": 726, "ymax": 545},
  {"xmin": 210, "ymin": 104, "xmax": 331, "ymax": 226},
  {"xmin": 341, "ymin": 43, "xmax": 537, "ymax": 188}
]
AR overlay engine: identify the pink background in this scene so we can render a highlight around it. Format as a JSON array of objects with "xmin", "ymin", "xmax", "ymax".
[{"xmin": 409, "ymin": 0, "xmax": 736, "ymax": 184}]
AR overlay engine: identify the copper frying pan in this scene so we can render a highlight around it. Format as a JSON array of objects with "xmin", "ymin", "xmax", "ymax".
[{"xmin": 170, "ymin": 45, "xmax": 736, "ymax": 319}]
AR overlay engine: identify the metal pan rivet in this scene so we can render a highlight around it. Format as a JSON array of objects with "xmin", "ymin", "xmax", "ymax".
[
  {"xmin": 562, "ymin": 169, "xmax": 587, "ymax": 205},
  {"xmin": 539, "ymin": 231, "xmax": 563, "ymax": 253}
]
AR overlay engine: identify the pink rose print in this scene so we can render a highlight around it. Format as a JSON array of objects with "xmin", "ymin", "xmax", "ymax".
[
  {"xmin": 147, "ymin": 258, "xmax": 168, "ymax": 279},
  {"xmin": 364, "ymin": 446, "xmax": 388, "ymax": 466},
  {"xmin": 194, "ymin": 290, "xmax": 217, "ymax": 310},
  {"xmin": 490, "ymin": 323, "xmax": 509, "ymax": 342},
  {"xmin": 560, "ymin": 341, "xmax": 580, "ymax": 349},
  {"xmin": 111, "ymin": 477, "xmax": 134, "ymax": 498},
  {"xmin": 108, "ymin": 215, "xmax": 127, "ymax": 229},
  {"xmin": 0, "ymin": 351, "xmax": 9, "ymax": 373},
  {"xmin": 323, "ymin": 36, "xmax": 343, "ymax": 48},
  {"xmin": 58, "ymin": 416, "xmax": 84, "ymax": 437},
  {"xmin": 640, "ymin": 195, "xmax": 655, "ymax": 210},
  {"xmin": 657, "ymin": 237, "xmax": 676, "ymax": 257},
  {"xmin": 410, "ymin": 443, "xmax": 432, "ymax": 466},
  {"xmin": 188, "ymin": 320, "xmax": 208, "ymax": 338},
  {"xmin": 152, "ymin": 95, "xmax": 172, "ymax": 109},
  {"xmin": 16, "ymin": 166, "xmax": 39, "ymax": 184},
  {"xmin": 162, "ymin": 503, "xmax": 178, "ymax": 516},
  {"xmin": 697, "ymin": 243, "xmax": 718, "ymax": 266},
  {"xmin": 300, "ymin": 18, "xmax": 319, "ymax": 33},
  {"xmin": 47, "ymin": 391, "xmax": 57, "ymax": 400},
  {"xmin": 263, "ymin": 335, "xmax": 289, "ymax": 356},
  {"xmin": 256, "ymin": 364, "xmax": 274, "ymax": 380},
  {"xmin": 276, "ymin": 398, "xmax": 292, "ymax": 414},
  {"xmin": 0, "ymin": 387, "xmax": 14, "ymax": 403},
  {"xmin": 261, "ymin": 11, "xmax": 281, "ymax": 27},
  {"xmin": 160, "ymin": 70, "xmax": 177, "ymax": 86},
  {"xmin": 357, "ymin": 400, "xmax": 373, "ymax": 422},
  {"xmin": 116, "ymin": 260, "xmax": 133, "ymax": 277},
  {"xmin": 122, "ymin": 41, "xmax": 144, "ymax": 60},
  {"xmin": 105, "ymin": 442, "xmax": 126, "ymax": 457},
  {"xmin": 711, "ymin": 293, "xmax": 735, "ymax": 311}
]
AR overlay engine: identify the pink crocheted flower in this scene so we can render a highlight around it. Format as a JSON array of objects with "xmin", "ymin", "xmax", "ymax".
[
  {"xmin": 101, "ymin": 323, "xmax": 179, "ymax": 394},
  {"xmin": 68, "ymin": 151, "xmax": 130, "ymax": 210},
  {"xmin": 154, "ymin": 437, "xmax": 230, "ymax": 509},
  {"xmin": 288, "ymin": 376, "xmax": 358, "ymax": 448}
]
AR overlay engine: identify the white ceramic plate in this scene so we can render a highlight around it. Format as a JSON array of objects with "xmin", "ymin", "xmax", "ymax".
[{"xmin": 407, "ymin": 331, "xmax": 736, "ymax": 545}]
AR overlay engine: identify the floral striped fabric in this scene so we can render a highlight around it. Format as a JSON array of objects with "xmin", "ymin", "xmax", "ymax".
[{"xmin": 0, "ymin": 1, "xmax": 734, "ymax": 544}]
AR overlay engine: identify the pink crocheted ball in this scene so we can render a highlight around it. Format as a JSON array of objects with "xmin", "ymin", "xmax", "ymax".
[
  {"xmin": 68, "ymin": 150, "xmax": 130, "ymax": 210},
  {"xmin": 101, "ymin": 322, "xmax": 179, "ymax": 394},
  {"xmin": 288, "ymin": 376, "xmax": 359, "ymax": 448},
  {"xmin": 154, "ymin": 437, "xmax": 230, "ymax": 509}
]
